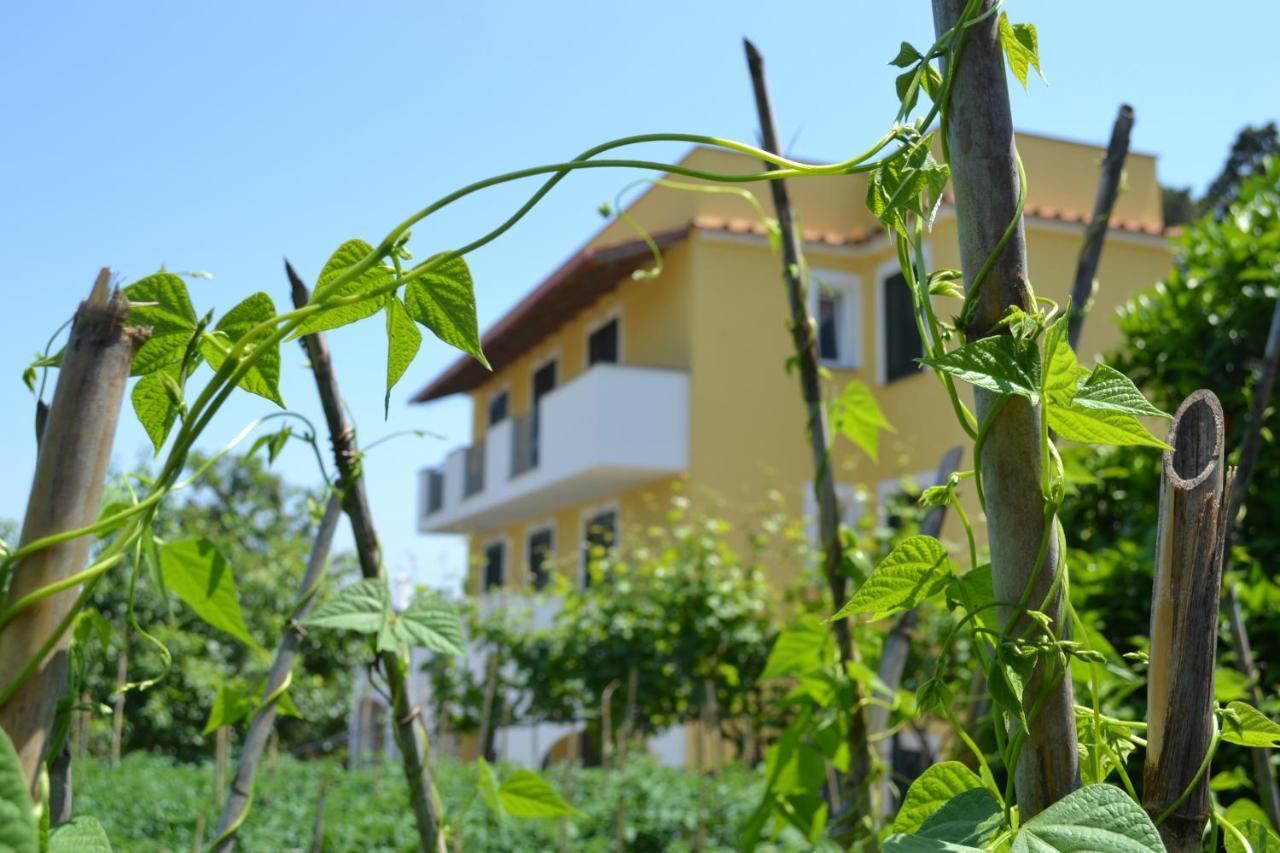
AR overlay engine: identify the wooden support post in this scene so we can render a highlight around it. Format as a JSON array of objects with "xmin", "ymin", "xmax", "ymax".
[
  {"xmin": 1143, "ymin": 390, "xmax": 1229, "ymax": 852},
  {"xmin": 1219, "ymin": 297, "xmax": 1280, "ymax": 827},
  {"xmin": 212, "ymin": 494, "xmax": 342, "ymax": 851},
  {"xmin": 742, "ymin": 38, "xmax": 876, "ymax": 840},
  {"xmin": 288, "ymin": 262, "xmax": 445, "ymax": 852},
  {"xmin": 1067, "ymin": 104, "xmax": 1135, "ymax": 351},
  {"xmin": 931, "ymin": 0, "xmax": 1079, "ymax": 816},
  {"xmin": 0, "ymin": 270, "xmax": 145, "ymax": 795}
]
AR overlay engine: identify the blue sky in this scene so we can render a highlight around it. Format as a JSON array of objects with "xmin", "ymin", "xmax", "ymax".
[{"xmin": 1, "ymin": 1, "xmax": 1275, "ymax": 591}]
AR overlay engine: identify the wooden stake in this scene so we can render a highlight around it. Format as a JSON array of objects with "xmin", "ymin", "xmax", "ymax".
[
  {"xmin": 742, "ymin": 37, "xmax": 876, "ymax": 839},
  {"xmin": 1143, "ymin": 390, "xmax": 1229, "ymax": 852},
  {"xmin": 111, "ymin": 651, "xmax": 127, "ymax": 763},
  {"xmin": 1219, "ymin": 297, "xmax": 1280, "ymax": 827},
  {"xmin": 287, "ymin": 262, "xmax": 444, "ymax": 851},
  {"xmin": 1067, "ymin": 105, "xmax": 1135, "ymax": 350},
  {"xmin": 0, "ymin": 269, "xmax": 145, "ymax": 794},
  {"xmin": 212, "ymin": 494, "xmax": 342, "ymax": 851},
  {"xmin": 931, "ymin": 0, "xmax": 1079, "ymax": 816}
]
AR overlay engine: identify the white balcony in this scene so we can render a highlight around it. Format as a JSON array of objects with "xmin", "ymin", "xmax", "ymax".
[{"xmin": 418, "ymin": 364, "xmax": 689, "ymax": 533}]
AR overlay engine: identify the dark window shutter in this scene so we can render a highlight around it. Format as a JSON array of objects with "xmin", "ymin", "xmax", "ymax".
[
  {"xmin": 818, "ymin": 294, "xmax": 840, "ymax": 362},
  {"xmin": 483, "ymin": 542, "xmax": 505, "ymax": 591},
  {"xmin": 884, "ymin": 271, "xmax": 923, "ymax": 382},
  {"xmin": 587, "ymin": 319, "xmax": 619, "ymax": 366},
  {"xmin": 528, "ymin": 529, "xmax": 553, "ymax": 590}
]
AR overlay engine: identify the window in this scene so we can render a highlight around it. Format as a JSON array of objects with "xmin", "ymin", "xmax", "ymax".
[
  {"xmin": 587, "ymin": 317, "xmax": 619, "ymax": 366},
  {"xmin": 527, "ymin": 526, "xmax": 554, "ymax": 591},
  {"xmin": 487, "ymin": 389, "xmax": 508, "ymax": 426},
  {"xmin": 882, "ymin": 270, "xmax": 923, "ymax": 383},
  {"xmin": 581, "ymin": 508, "xmax": 617, "ymax": 587},
  {"xmin": 810, "ymin": 270, "xmax": 861, "ymax": 368},
  {"xmin": 482, "ymin": 540, "xmax": 505, "ymax": 591}
]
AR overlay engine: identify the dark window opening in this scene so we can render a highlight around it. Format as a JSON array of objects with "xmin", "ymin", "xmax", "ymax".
[
  {"xmin": 528, "ymin": 528, "xmax": 554, "ymax": 590},
  {"xmin": 587, "ymin": 318, "xmax": 619, "ymax": 366},
  {"xmin": 581, "ymin": 510, "xmax": 617, "ymax": 587},
  {"xmin": 483, "ymin": 541, "xmax": 505, "ymax": 591},
  {"xmin": 530, "ymin": 360, "xmax": 557, "ymax": 468},
  {"xmin": 488, "ymin": 390, "xmax": 508, "ymax": 426},
  {"xmin": 818, "ymin": 292, "xmax": 841, "ymax": 362},
  {"xmin": 884, "ymin": 271, "xmax": 923, "ymax": 382}
]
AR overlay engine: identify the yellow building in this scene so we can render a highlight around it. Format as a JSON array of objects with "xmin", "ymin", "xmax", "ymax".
[{"xmin": 412, "ymin": 133, "xmax": 1174, "ymax": 597}]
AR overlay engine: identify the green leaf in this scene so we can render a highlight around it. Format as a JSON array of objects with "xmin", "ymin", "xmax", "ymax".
[
  {"xmin": 131, "ymin": 332, "xmax": 193, "ymax": 377},
  {"xmin": 762, "ymin": 615, "xmax": 831, "ymax": 680},
  {"xmin": 1221, "ymin": 701, "xmax": 1280, "ymax": 748},
  {"xmin": 201, "ymin": 292, "xmax": 283, "ymax": 407},
  {"xmin": 866, "ymin": 141, "xmax": 950, "ymax": 234},
  {"xmin": 1215, "ymin": 667, "xmax": 1253, "ymax": 703},
  {"xmin": 383, "ymin": 296, "xmax": 422, "ymax": 417},
  {"xmin": 831, "ymin": 535, "xmax": 953, "ymax": 621},
  {"xmin": 1225, "ymin": 819, "xmax": 1280, "ymax": 853},
  {"xmin": 403, "ymin": 254, "xmax": 489, "ymax": 369},
  {"xmin": 202, "ymin": 686, "xmax": 252, "ymax": 735},
  {"xmin": 49, "ymin": 816, "xmax": 112, "ymax": 852},
  {"xmin": 1011, "ymin": 784, "xmax": 1162, "ymax": 853},
  {"xmin": 915, "ymin": 788, "xmax": 1004, "ymax": 847},
  {"xmin": 393, "ymin": 592, "xmax": 465, "ymax": 656},
  {"xmin": 132, "ymin": 364, "xmax": 182, "ymax": 453},
  {"xmin": 160, "ymin": 538, "xmax": 258, "ymax": 647},
  {"xmin": 497, "ymin": 769, "xmax": 579, "ymax": 818},
  {"xmin": 293, "ymin": 240, "xmax": 393, "ymax": 337},
  {"xmin": 922, "ymin": 336, "xmax": 1041, "ymax": 401},
  {"xmin": 997, "ymin": 13, "xmax": 1045, "ymax": 91},
  {"xmin": 831, "ymin": 380, "xmax": 894, "ymax": 461},
  {"xmin": 1072, "ymin": 364, "xmax": 1169, "ymax": 418},
  {"xmin": 883, "ymin": 835, "xmax": 983, "ymax": 852},
  {"xmin": 125, "ymin": 273, "xmax": 197, "ymax": 335},
  {"xmin": 1048, "ymin": 401, "xmax": 1170, "ymax": 449},
  {"xmin": 890, "ymin": 41, "xmax": 923, "ymax": 68},
  {"xmin": 1042, "ymin": 316, "xmax": 1088, "ymax": 406},
  {"xmin": 0, "ymin": 727, "xmax": 37, "ymax": 853},
  {"xmin": 892, "ymin": 761, "xmax": 984, "ymax": 835},
  {"xmin": 303, "ymin": 578, "xmax": 391, "ymax": 635},
  {"xmin": 476, "ymin": 757, "xmax": 504, "ymax": 818}
]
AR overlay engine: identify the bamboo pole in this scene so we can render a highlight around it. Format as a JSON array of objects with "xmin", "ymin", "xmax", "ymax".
[
  {"xmin": 212, "ymin": 493, "xmax": 342, "ymax": 850},
  {"xmin": 1143, "ymin": 390, "xmax": 1229, "ymax": 852},
  {"xmin": 287, "ymin": 262, "xmax": 444, "ymax": 852},
  {"xmin": 742, "ymin": 38, "xmax": 876, "ymax": 840},
  {"xmin": 931, "ymin": 0, "xmax": 1080, "ymax": 816},
  {"xmin": 1218, "ymin": 297, "xmax": 1280, "ymax": 826},
  {"xmin": 0, "ymin": 270, "xmax": 145, "ymax": 795},
  {"xmin": 1066, "ymin": 105, "xmax": 1135, "ymax": 351}
]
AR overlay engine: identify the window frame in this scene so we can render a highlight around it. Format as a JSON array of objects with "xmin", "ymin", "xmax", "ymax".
[
  {"xmin": 807, "ymin": 268, "xmax": 862, "ymax": 370},
  {"xmin": 578, "ymin": 501, "xmax": 620, "ymax": 588},
  {"xmin": 584, "ymin": 308, "xmax": 623, "ymax": 369},
  {"xmin": 524, "ymin": 521, "xmax": 557, "ymax": 591},
  {"xmin": 876, "ymin": 247, "xmax": 933, "ymax": 386}
]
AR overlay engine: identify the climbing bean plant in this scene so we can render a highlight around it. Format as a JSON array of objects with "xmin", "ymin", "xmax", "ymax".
[{"xmin": 2, "ymin": 0, "xmax": 1279, "ymax": 850}]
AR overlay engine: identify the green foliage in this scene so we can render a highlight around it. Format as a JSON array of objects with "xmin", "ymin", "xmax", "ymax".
[
  {"xmin": 199, "ymin": 291, "xmax": 283, "ymax": 407},
  {"xmin": 1221, "ymin": 701, "xmax": 1280, "ymax": 748},
  {"xmin": 832, "ymin": 535, "xmax": 953, "ymax": 621},
  {"xmin": 383, "ymin": 295, "xmax": 421, "ymax": 416},
  {"xmin": 392, "ymin": 591, "xmax": 466, "ymax": 656},
  {"xmin": 493, "ymin": 769, "xmax": 579, "ymax": 819},
  {"xmin": 1009, "ymin": 785, "xmax": 1161, "ymax": 853},
  {"xmin": 0, "ymin": 727, "xmax": 37, "ymax": 853},
  {"xmin": 159, "ymin": 538, "xmax": 258, "ymax": 648},
  {"xmin": 830, "ymin": 380, "xmax": 894, "ymax": 461},
  {"xmin": 891, "ymin": 762, "xmax": 984, "ymax": 836},
  {"xmin": 49, "ymin": 816, "xmax": 112, "ymax": 852},
  {"xmin": 84, "ymin": 452, "xmax": 360, "ymax": 760},
  {"xmin": 1225, "ymin": 818, "xmax": 1280, "ymax": 853},
  {"xmin": 73, "ymin": 752, "xmax": 759, "ymax": 852},
  {"xmin": 922, "ymin": 335, "xmax": 1041, "ymax": 401},
  {"xmin": 996, "ymin": 12, "xmax": 1045, "ymax": 91},
  {"xmin": 293, "ymin": 240, "xmax": 393, "ymax": 336},
  {"xmin": 402, "ymin": 253, "xmax": 489, "ymax": 370},
  {"xmin": 303, "ymin": 578, "xmax": 390, "ymax": 634}
]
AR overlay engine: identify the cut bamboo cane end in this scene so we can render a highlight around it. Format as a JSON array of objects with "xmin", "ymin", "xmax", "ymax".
[{"xmin": 1164, "ymin": 390, "xmax": 1225, "ymax": 490}]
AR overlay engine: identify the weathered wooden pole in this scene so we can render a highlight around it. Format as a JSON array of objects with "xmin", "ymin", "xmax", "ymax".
[
  {"xmin": 0, "ymin": 270, "xmax": 145, "ymax": 796},
  {"xmin": 1143, "ymin": 390, "xmax": 1229, "ymax": 851},
  {"xmin": 742, "ymin": 38, "xmax": 877, "ymax": 840},
  {"xmin": 288, "ymin": 262, "xmax": 445, "ymax": 852},
  {"xmin": 1067, "ymin": 104, "xmax": 1135, "ymax": 350},
  {"xmin": 931, "ymin": 0, "xmax": 1080, "ymax": 816},
  {"xmin": 1219, "ymin": 297, "xmax": 1280, "ymax": 827},
  {"xmin": 212, "ymin": 493, "xmax": 342, "ymax": 851}
]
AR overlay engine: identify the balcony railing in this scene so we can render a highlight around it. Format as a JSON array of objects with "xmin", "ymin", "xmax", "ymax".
[
  {"xmin": 464, "ymin": 444, "xmax": 485, "ymax": 498},
  {"xmin": 511, "ymin": 411, "xmax": 537, "ymax": 477},
  {"xmin": 418, "ymin": 364, "xmax": 689, "ymax": 533}
]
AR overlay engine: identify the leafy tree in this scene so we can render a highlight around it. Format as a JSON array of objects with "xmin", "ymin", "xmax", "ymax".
[
  {"xmin": 84, "ymin": 450, "xmax": 361, "ymax": 760},
  {"xmin": 1204, "ymin": 123, "xmax": 1279, "ymax": 216}
]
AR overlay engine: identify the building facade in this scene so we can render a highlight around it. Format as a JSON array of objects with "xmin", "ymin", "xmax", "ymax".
[{"xmin": 392, "ymin": 133, "xmax": 1174, "ymax": 769}]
